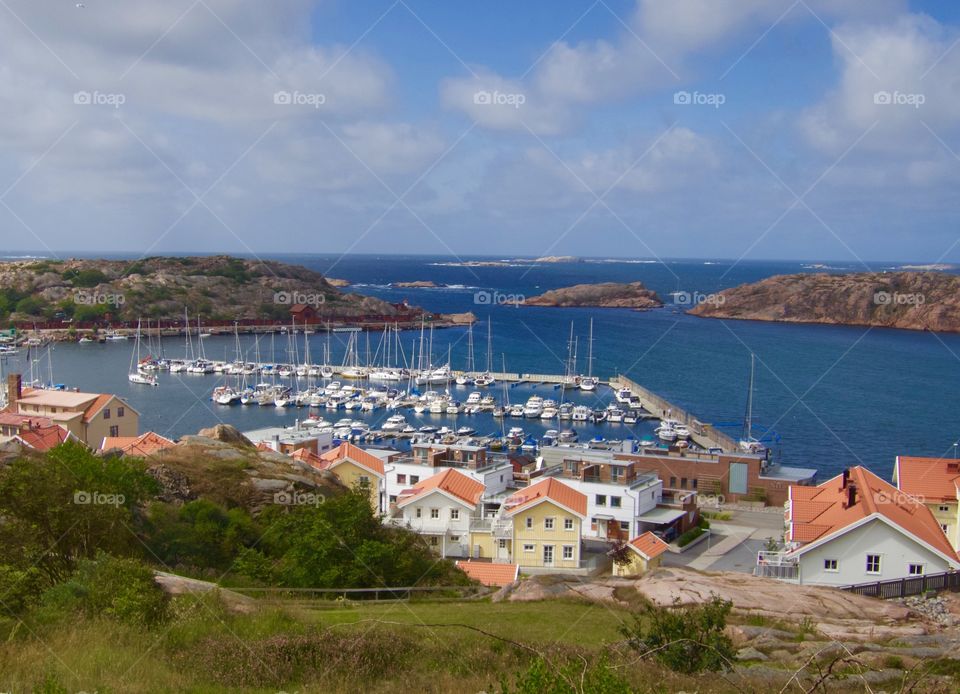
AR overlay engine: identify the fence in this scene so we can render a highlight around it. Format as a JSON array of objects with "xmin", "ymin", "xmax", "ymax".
[
  {"xmin": 230, "ymin": 585, "xmax": 485, "ymax": 602},
  {"xmin": 842, "ymin": 570, "xmax": 960, "ymax": 599}
]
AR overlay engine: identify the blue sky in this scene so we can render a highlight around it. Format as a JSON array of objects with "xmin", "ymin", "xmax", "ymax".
[{"xmin": 0, "ymin": 0, "xmax": 959, "ymax": 262}]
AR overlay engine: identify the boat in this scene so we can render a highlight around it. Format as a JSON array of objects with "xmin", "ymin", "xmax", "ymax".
[
  {"xmin": 128, "ymin": 320, "xmax": 158, "ymax": 386},
  {"xmin": 540, "ymin": 406, "xmax": 558, "ymax": 420},
  {"xmin": 558, "ymin": 403, "xmax": 573, "ymax": 420},
  {"xmin": 674, "ymin": 423, "xmax": 690, "ymax": 440},
  {"xmin": 656, "ymin": 421, "xmax": 678, "ymax": 442},
  {"xmin": 579, "ymin": 318, "xmax": 599, "ymax": 392},
  {"xmin": 623, "ymin": 411, "xmax": 638, "ymax": 425},
  {"xmin": 615, "ymin": 386, "xmax": 633, "ymax": 403},
  {"xmin": 466, "ymin": 391, "xmax": 482, "ymax": 405},
  {"xmin": 105, "ymin": 332, "xmax": 128, "ymax": 341},
  {"xmin": 474, "ymin": 319, "xmax": 496, "ymax": 387},
  {"xmin": 456, "ymin": 426, "xmax": 476, "ymax": 436},
  {"xmin": 419, "ymin": 425, "xmax": 439, "ymax": 433},
  {"xmin": 509, "ymin": 404, "xmax": 524, "ymax": 418},
  {"xmin": 607, "ymin": 407, "xmax": 625, "ymax": 423},
  {"xmin": 78, "ymin": 337, "xmax": 93, "ymax": 344},
  {"xmin": 739, "ymin": 353, "xmax": 767, "ymax": 454},
  {"xmin": 571, "ymin": 405, "xmax": 591, "ymax": 422},
  {"xmin": 523, "ymin": 396, "xmax": 544, "ymax": 418},
  {"xmin": 559, "ymin": 428, "xmax": 579, "ymax": 443},
  {"xmin": 542, "ymin": 429, "xmax": 559, "ymax": 445},
  {"xmin": 446, "ymin": 401, "xmax": 462, "ymax": 415},
  {"xmin": 212, "ymin": 385, "xmax": 240, "ymax": 405},
  {"xmin": 382, "ymin": 414, "xmax": 407, "ymax": 431}
]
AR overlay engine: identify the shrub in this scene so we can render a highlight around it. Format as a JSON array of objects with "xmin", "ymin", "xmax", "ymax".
[
  {"xmin": 620, "ymin": 595, "xmax": 735, "ymax": 674},
  {"xmin": 676, "ymin": 527, "xmax": 704, "ymax": 547},
  {"xmin": 0, "ymin": 565, "xmax": 43, "ymax": 615},
  {"xmin": 61, "ymin": 268, "xmax": 108, "ymax": 287},
  {"xmin": 498, "ymin": 655, "xmax": 631, "ymax": 694}
]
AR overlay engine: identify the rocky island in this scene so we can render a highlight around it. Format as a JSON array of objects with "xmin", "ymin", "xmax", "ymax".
[
  {"xmin": 690, "ymin": 271, "xmax": 960, "ymax": 332},
  {"xmin": 522, "ymin": 281, "xmax": 663, "ymax": 309},
  {"xmin": 0, "ymin": 255, "xmax": 466, "ymax": 329},
  {"xmin": 391, "ymin": 280, "xmax": 443, "ymax": 288}
]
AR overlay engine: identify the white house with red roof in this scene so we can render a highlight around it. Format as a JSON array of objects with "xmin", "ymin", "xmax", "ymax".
[
  {"xmin": 391, "ymin": 468, "xmax": 486, "ymax": 558},
  {"xmin": 757, "ymin": 466, "xmax": 960, "ymax": 586}
]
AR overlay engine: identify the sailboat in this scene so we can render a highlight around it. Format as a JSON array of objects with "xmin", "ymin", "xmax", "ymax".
[
  {"xmin": 128, "ymin": 319, "xmax": 158, "ymax": 386},
  {"xmin": 579, "ymin": 318, "xmax": 598, "ymax": 391},
  {"xmin": 456, "ymin": 323, "xmax": 475, "ymax": 386},
  {"xmin": 739, "ymin": 353, "xmax": 766, "ymax": 454},
  {"xmin": 474, "ymin": 318, "xmax": 496, "ymax": 387}
]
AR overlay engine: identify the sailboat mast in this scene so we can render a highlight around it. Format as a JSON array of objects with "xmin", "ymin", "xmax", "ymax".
[{"xmin": 744, "ymin": 353, "xmax": 755, "ymax": 441}]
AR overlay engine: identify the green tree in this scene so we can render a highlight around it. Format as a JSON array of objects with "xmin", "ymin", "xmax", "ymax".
[
  {"xmin": 619, "ymin": 595, "xmax": 735, "ymax": 674},
  {"xmin": 62, "ymin": 268, "xmax": 108, "ymax": 288},
  {"xmin": 14, "ymin": 296, "xmax": 45, "ymax": 316},
  {"xmin": 145, "ymin": 499, "xmax": 260, "ymax": 572}
]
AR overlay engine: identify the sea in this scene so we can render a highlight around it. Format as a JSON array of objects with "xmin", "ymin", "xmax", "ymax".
[{"xmin": 5, "ymin": 253, "xmax": 960, "ymax": 482}]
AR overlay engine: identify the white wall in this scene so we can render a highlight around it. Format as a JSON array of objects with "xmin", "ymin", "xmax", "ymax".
[
  {"xmin": 798, "ymin": 518, "xmax": 955, "ymax": 586},
  {"xmin": 396, "ymin": 492, "xmax": 473, "ymax": 557},
  {"xmin": 384, "ymin": 462, "xmax": 512, "ymax": 504}
]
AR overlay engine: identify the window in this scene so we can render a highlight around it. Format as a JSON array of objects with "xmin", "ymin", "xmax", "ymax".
[
  {"xmin": 680, "ymin": 478, "xmax": 687, "ymax": 489},
  {"xmin": 620, "ymin": 521, "xmax": 630, "ymax": 531},
  {"xmin": 565, "ymin": 460, "xmax": 577, "ymax": 473},
  {"xmin": 397, "ymin": 474, "xmax": 407, "ymax": 484},
  {"xmin": 691, "ymin": 478, "xmax": 698, "ymax": 489},
  {"xmin": 544, "ymin": 517, "xmax": 555, "ymax": 530},
  {"xmin": 358, "ymin": 475, "xmax": 370, "ymax": 486},
  {"xmin": 823, "ymin": 559, "xmax": 838, "ymax": 572},
  {"xmin": 669, "ymin": 476, "xmax": 676, "ymax": 487},
  {"xmin": 429, "ymin": 536, "xmax": 438, "ymax": 546},
  {"xmin": 595, "ymin": 494, "xmax": 607, "ymax": 506},
  {"xmin": 109, "ymin": 426, "xmax": 119, "ymax": 437},
  {"xmin": 450, "ymin": 509, "xmax": 460, "ymax": 520},
  {"xmin": 523, "ymin": 544, "xmax": 535, "ymax": 552},
  {"xmin": 543, "ymin": 545, "xmax": 554, "ymax": 565},
  {"xmin": 415, "ymin": 508, "xmax": 422, "ymax": 518},
  {"xmin": 410, "ymin": 475, "xmax": 420, "ymax": 484},
  {"xmin": 562, "ymin": 545, "xmax": 574, "ymax": 560},
  {"xmin": 564, "ymin": 518, "xmax": 574, "ymax": 531},
  {"xmin": 103, "ymin": 408, "xmax": 111, "ymax": 420},
  {"xmin": 117, "ymin": 407, "xmax": 124, "ymax": 418},
  {"xmin": 943, "ymin": 524, "xmax": 950, "ymax": 533},
  {"xmin": 498, "ymin": 539, "xmax": 508, "ymax": 549},
  {"xmin": 610, "ymin": 496, "xmax": 622, "ymax": 508},
  {"xmin": 866, "ymin": 554, "xmax": 881, "ymax": 574},
  {"xmin": 430, "ymin": 508, "xmax": 440, "ymax": 519},
  {"xmin": 450, "ymin": 535, "xmax": 460, "ymax": 543},
  {"xmin": 939, "ymin": 505, "xmax": 951, "ymax": 512},
  {"xmin": 525, "ymin": 517, "xmax": 533, "ymax": 529},
  {"xmin": 389, "ymin": 495, "xmax": 397, "ymax": 504},
  {"xmin": 908, "ymin": 564, "xmax": 924, "ymax": 576},
  {"xmin": 610, "ymin": 467, "xmax": 623, "ymax": 482}
]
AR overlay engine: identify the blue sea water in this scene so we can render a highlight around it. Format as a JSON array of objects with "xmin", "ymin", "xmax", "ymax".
[{"xmin": 6, "ymin": 253, "xmax": 960, "ymax": 482}]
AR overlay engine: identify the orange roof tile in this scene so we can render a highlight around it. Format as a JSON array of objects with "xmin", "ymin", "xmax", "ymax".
[
  {"xmin": 397, "ymin": 468, "xmax": 484, "ymax": 507},
  {"xmin": 101, "ymin": 432, "xmax": 175, "ymax": 457},
  {"xmin": 628, "ymin": 532, "xmax": 669, "ymax": 560},
  {"xmin": 455, "ymin": 561, "xmax": 519, "ymax": 587},
  {"xmin": 504, "ymin": 477, "xmax": 587, "ymax": 518},
  {"xmin": 17, "ymin": 424, "xmax": 70, "ymax": 451},
  {"xmin": 289, "ymin": 447, "xmax": 329, "ymax": 469},
  {"xmin": 83, "ymin": 394, "xmax": 115, "ymax": 423},
  {"xmin": 0, "ymin": 412, "xmax": 55, "ymax": 428},
  {"xmin": 319, "ymin": 442, "xmax": 385, "ymax": 477},
  {"xmin": 895, "ymin": 456, "xmax": 960, "ymax": 504},
  {"xmin": 788, "ymin": 467, "xmax": 958, "ymax": 563}
]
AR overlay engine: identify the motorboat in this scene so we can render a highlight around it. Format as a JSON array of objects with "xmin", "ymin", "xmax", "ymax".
[
  {"xmin": 509, "ymin": 404, "xmax": 525, "ymax": 418},
  {"xmin": 558, "ymin": 403, "xmax": 573, "ymax": 420},
  {"xmin": 571, "ymin": 405, "xmax": 591, "ymax": 422},
  {"xmin": 559, "ymin": 429, "xmax": 578, "ymax": 443},
  {"xmin": 542, "ymin": 429, "xmax": 559, "ymax": 445},
  {"xmin": 78, "ymin": 337, "xmax": 93, "ymax": 344},
  {"xmin": 419, "ymin": 425, "xmax": 440, "ymax": 434},
  {"xmin": 474, "ymin": 373, "xmax": 495, "ymax": 387},
  {"xmin": 382, "ymin": 414, "xmax": 407, "ymax": 431},
  {"xmin": 466, "ymin": 392, "xmax": 482, "ymax": 405},
  {"xmin": 656, "ymin": 421, "xmax": 678, "ymax": 442},
  {"xmin": 674, "ymin": 424, "xmax": 691, "ymax": 440},
  {"xmin": 615, "ymin": 387, "xmax": 633, "ymax": 403},
  {"xmin": 446, "ymin": 401, "xmax": 462, "ymax": 415},
  {"xmin": 607, "ymin": 407, "xmax": 625, "ymax": 423},
  {"xmin": 128, "ymin": 372, "xmax": 158, "ymax": 386},
  {"xmin": 456, "ymin": 426, "xmax": 476, "ymax": 436},
  {"xmin": 523, "ymin": 396, "xmax": 544, "ymax": 418},
  {"xmin": 540, "ymin": 406, "xmax": 558, "ymax": 420}
]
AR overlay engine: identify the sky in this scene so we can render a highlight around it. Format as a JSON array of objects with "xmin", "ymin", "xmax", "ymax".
[{"xmin": 0, "ymin": 0, "xmax": 959, "ymax": 262}]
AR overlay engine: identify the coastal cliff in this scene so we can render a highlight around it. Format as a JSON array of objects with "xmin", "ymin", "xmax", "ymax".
[
  {"xmin": 0, "ymin": 256, "xmax": 435, "ymax": 324},
  {"xmin": 689, "ymin": 271, "xmax": 960, "ymax": 332},
  {"xmin": 523, "ymin": 281, "xmax": 663, "ymax": 309}
]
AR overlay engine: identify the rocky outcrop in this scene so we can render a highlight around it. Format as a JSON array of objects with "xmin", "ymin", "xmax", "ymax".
[
  {"xmin": 533, "ymin": 256, "xmax": 580, "ymax": 263},
  {"xmin": 392, "ymin": 280, "xmax": 443, "ymax": 288},
  {"xmin": 153, "ymin": 571, "xmax": 257, "ymax": 614},
  {"xmin": 689, "ymin": 271, "xmax": 960, "ymax": 332},
  {"xmin": 197, "ymin": 424, "xmax": 254, "ymax": 449},
  {"xmin": 522, "ymin": 281, "xmax": 663, "ymax": 309}
]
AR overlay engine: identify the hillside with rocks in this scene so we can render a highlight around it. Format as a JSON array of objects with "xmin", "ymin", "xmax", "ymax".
[
  {"xmin": 522, "ymin": 281, "xmax": 663, "ymax": 309},
  {"xmin": 690, "ymin": 271, "xmax": 960, "ymax": 332},
  {"xmin": 0, "ymin": 255, "xmax": 426, "ymax": 324}
]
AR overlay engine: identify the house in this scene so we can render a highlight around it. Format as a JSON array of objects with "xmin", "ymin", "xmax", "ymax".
[
  {"xmin": 0, "ymin": 412, "xmax": 74, "ymax": 451},
  {"xmin": 756, "ymin": 467, "xmax": 960, "ymax": 586},
  {"xmin": 469, "ymin": 478, "xmax": 586, "ymax": 571},
  {"xmin": 317, "ymin": 442, "xmax": 387, "ymax": 514},
  {"xmin": 892, "ymin": 455, "xmax": 960, "ymax": 550},
  {"xmin": 5, "ymin": 374, "xmax": 138, "ymax": 447},
  {"xmin": 242, "ymin": 423, "xmax": 334, "ymax": 456},
  {"xmin": 392, "ymin": 468, "xmax": 485, "ymax": 558},
  {"xmin": 455, "ymin": 560, "xmax": 519, "ymax": 587},
  {"xmin": 100, "ymin": 431, "xmax": 175, "ymax": 457},
  {"xmin": 611, "ymin": 532, "xmax": 670, "ymax": 577},
  {"xmin": 289, "ymin": 303, "xmax": 319, "ymax": 324}
]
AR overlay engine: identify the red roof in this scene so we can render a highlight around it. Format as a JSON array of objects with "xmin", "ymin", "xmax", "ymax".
[
  {"xmin": 0, "ymin": 412, "xmax": 55, "ymax": 429},
  {"xmin": 504, "ymin": 477, "xmax": 587, "ymax": 517},
  {"xmin": 397, "ymin": 468, "xmax": 484, "ymax": 508},
  {"xmin": 289, "ymin": 447, "xmax": 329, "ymax": 469},
  {"xmin": 628, "ymin": 532, "xmax": 670, "ymax": 560},
  {"xmin": 319, "ymin": 442, "xmax": 385, "ymax": 476},
  {"xmin": 788, "ymin": 467, "xmax": 959, "ymax": 563},
  {"xmin": 83, "ymin": 394, "xmax": 115, "ymax": 423},
  {"xmin": 17, "ymin": 424, "xmax": 70, "ymax": 451},
  {"xmin": 895, "ymin": 456, "xmax": 960, "ymax": 503},
  {"xmin": 455, "ymin": 561, "xmax": 519, "ymax": 587},
  {"xmin": 100, "ymin": 432, "xmax": 175, "ymax": 456}
]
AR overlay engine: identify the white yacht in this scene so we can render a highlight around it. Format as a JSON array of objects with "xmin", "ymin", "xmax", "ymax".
[
  {"xmin": 523, "ymin": 396, "xmax": 544, "ymax": 418},
  {"xmin": 571, "ymin": 405, "xmax": 592, "ymax": 422},
  {"xmin": 615, "ymin": 387, "xmax": 633, "ymax": 403},
  {"xmin": 382, "ymin": 414, "xmax": 407, "ymax": 431},
  {"xmin": 656, "ymin": 421, "xmax": 678, "ymax": 442}
]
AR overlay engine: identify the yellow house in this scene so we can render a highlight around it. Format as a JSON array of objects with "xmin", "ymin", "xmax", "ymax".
[
  {"xmin": 611, "ymin": 531, "xmax": 670, "ymax": 576},
  {"xmin": 503, "ymin": 477, "xmax": 587, "ymax": 570},
  {"xmin": 893, "ymin": 456, "xmax": 960, "ymax": 551},
  {"xmin": 318, "ymin": 442, "xmax": 386, "ymax": 514},
  {"xmin": 6, "ymin": 375, "xmax": 139, "ymax": 448}
]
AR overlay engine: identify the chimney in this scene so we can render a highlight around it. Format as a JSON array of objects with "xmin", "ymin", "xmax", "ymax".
[
  {"xmin": 6, "ymin": 373, "xmax": 21, "ymax": 408},
  {"xmin": 843, "ymin": 483, "xmax": 857, "ymax": 509},
  {"xmin": 840, "ymin": 469, "xmax": 850, "ymax": 490}
]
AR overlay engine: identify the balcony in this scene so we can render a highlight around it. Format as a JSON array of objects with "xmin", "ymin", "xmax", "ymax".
[
  {"xmin": 753, "ymin": 551, "xmax": 799, "ymax": 580},
  {"xmin": 470, "ymin": 516, "xmax": 512, "ymax": 537}
]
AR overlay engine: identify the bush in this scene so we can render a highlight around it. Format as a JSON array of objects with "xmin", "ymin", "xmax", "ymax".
[
  {"xmin": 499, "ymin": 656, "xmax": 631, "ymax": 694},
  {"xmin": 61, "ymin": 268, "xmax": 108, "ymax": 288},
  {"xmin": 676, "ymin": 527, "xmax": 704, "ymax": 547},
  {"xmin": 14, "ymin": 296, "xmax": 46, "ymax": 316},
  {"xmin": 620, "ymin": 595, "xmax": 735, "ymax": 674},
  {"xmin": 39, "ymin": 554, "xmax": 169, "ymax": 628},
  {"xmin": 0, "ymin": 565, "xmax": 43, "ymax": 615}
]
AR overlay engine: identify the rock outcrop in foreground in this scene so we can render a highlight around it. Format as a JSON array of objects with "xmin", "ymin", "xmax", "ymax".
[
  {"xmin": 522, "ymin": 281, "xmax": 663, "ymax": 309},
  {"xmin": 690, "ymin": 271, "xmax": 960, "ymax": 332}
]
